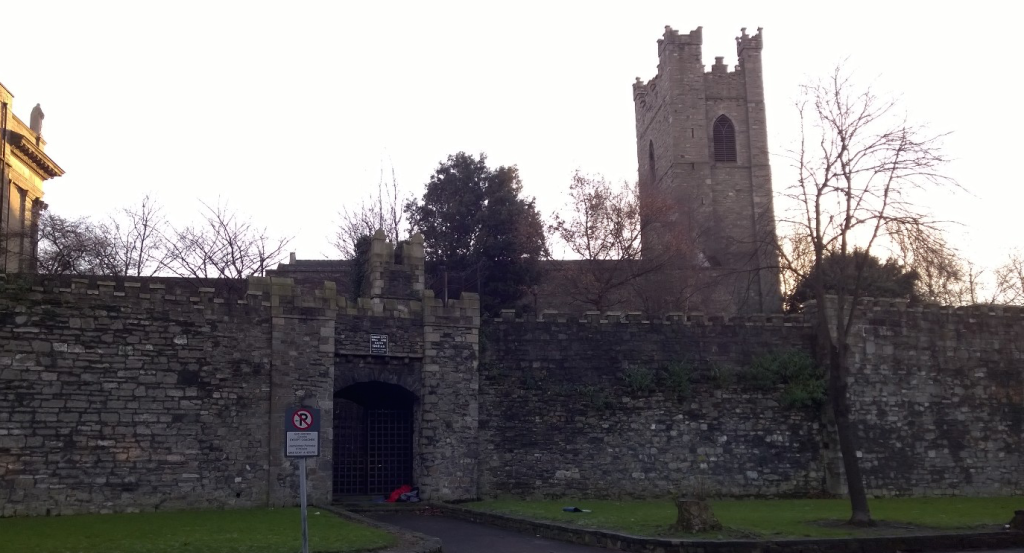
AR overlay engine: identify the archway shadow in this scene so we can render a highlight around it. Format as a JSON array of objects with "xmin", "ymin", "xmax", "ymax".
[{"xmin": 333, "ymin": 381, "xmax": 416, "ymax": 498}]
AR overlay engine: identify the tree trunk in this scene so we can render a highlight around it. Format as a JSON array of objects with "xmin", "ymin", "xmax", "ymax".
[
  {"xmin": 1008, "ymin": 510, "xmax": 1024, "ymax": 531},
  {"xmin": 672, "ymin": 498, "xmax": 722, "ymax": 533},
  {"xmin": 826, "ymin": 333, "xmax": 875, "ymax": 526}
]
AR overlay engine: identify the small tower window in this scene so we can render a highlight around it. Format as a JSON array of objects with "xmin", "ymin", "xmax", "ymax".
[
  {"xmin": 648, "ymin": 140, "xmax": 656, "ymax": 185},
  {"xmin": 713, "ymin": 115, "xmax": 737, "ymax": 162}
]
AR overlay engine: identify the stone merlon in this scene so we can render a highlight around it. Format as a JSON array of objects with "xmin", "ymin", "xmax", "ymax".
[{"xmin": 736, "ymin": 26, "xmax": 764, "ymax": 55}]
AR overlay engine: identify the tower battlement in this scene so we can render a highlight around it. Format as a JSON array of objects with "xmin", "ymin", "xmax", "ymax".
[
  {"xmin": 736, "ymin": 27, "xmax": 764, "ymax": 55},
  {"xmin": 636, "ymin": 26, "xmax": 757, "ymax": 100},
  {"xmin": 632, "ymin": 76, "xmax": 652, "ymax": 100},
  {"xmin": 657, "ymin": 25, "xmax": 703, "ymax": 52}
]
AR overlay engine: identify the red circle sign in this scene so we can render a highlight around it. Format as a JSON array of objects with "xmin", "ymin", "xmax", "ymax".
[{"xmin": 291, "ymin": 409, "xmax": 314, "ymax": 430}]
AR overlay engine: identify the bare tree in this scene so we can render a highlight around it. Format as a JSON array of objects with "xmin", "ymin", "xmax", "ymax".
[
  {"xmin": 164, "ymin": 199, "xmax": 292, "ymax": 279},
  {"xmin": 548, "ymin": 172, "xmax": 644, "ymax": 310},
  {"xmin": 913, "ymin": 250, "xmax": 1024, "ymax": 307},
  {"xmin": 102, "ymin": 195, "xmax": 170, "ymax": 277},
  {"xmin": 333, "ymin": 164, "xmax": 409, "ymax": 258},
  {"xmin": 777, "ymin": 226, "xmax": 817, "ymax": 310},
  {"xmin": 988, "ymin": 251, "xmax": 1024, "ymax": 305},
  {"xmin": 34, "ymin": 212, "xmax": 116, "ymax": 275},
  {"xmin": 885, "ymin": 223, "xmax": 974, "ymax": 306},
  {"xmin": 781, "ymin": 64, "xmax": 959, "ymax": 525},
  {"xmin": 548, "ymin": 171, "xmax": 695, "ymax": 312}
]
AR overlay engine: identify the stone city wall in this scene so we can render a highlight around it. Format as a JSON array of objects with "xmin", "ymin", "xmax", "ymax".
[
  {"xmin": 3, "ymin": 267, "xmax": 1021, "ymax": 517},
  {"xmin": 477, "ymin": 311, "xmax": 823, "ymax": 498},
  {"xmin": 843, "ymin": 299, "xmax": 1024, "ymax": 497},
  {"xmin": 0, "ymin": 276, "xmax": 275, "ymax": 516},
  {"xmin": 479, "ymin": 303, "xmax": 1024, "ymax": 499}
]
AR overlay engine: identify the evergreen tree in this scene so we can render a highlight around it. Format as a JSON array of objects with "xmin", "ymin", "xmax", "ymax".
[
  {"xmin": 788, "ymin": 249, "xmax": 919, "ymax": 312},
  {"xmin": 406, "ymin": 152, "xmax": 547, "ymax": 315}
]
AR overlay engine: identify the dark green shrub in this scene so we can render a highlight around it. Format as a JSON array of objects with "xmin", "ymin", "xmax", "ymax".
[
  {"xmin": 662, "ymin": 361, "xmax": 693, "ymax": 401},
  {"xmin": 575, "ymin": 385, "xmax": 614, "ymax": 411},
  {"xmin": 709, "ymin": 361, "xmax": 737, "ymax": 389},
  {"xmin": 743, "ymin": 350, "xmax": 825, "ymax": 409},
  {"xmin": 621, "ymin": 367, "xmax": 656, "ymax": 395}
]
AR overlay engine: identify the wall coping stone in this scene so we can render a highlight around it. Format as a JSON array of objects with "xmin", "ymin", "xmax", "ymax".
[
  {"xmin": 438, "ymin": 503, "xmax": 1024, "ymax": 553},
  {"xmin": 486, "ymin": 311, "xmax": 815, "ymax": 327}
]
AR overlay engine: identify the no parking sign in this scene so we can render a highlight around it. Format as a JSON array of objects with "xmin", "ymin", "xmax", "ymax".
[
  {"xmin": 285, "ymin": 407, "xmax": 320, "ymax": 457},
  {"xmin": 285, "ymin": 406, "xmax": 320, "ymax": 553}
]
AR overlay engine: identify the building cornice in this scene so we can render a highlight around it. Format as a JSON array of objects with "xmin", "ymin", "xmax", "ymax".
[{"xmin": 3, "ymin": 130, "xmax": 64, "ymax": 179}]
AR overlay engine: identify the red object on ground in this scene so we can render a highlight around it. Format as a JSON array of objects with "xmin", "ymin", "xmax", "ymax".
[{"xmin": 387, "ymin": 485, "xmax": 413, "ymax": 503}]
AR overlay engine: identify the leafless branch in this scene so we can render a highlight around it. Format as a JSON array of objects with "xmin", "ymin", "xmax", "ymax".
[
  {"xmin": 548, "ymin": 171, "xmax": 700, "ymax": 312},
  {"xmin": 164, "ymin": 199, "xmax": 292, "ymax": 280},
  {"xmin": 333, "ymin": 164, "xmax": 410, "ymax": 258},
  {"xmin": 102, "ymin": 194, "xmax": 170, "ymax": 277},
  {"xmin": 34, "ymin": 212, "xmax": 116, "ymax": 275}
]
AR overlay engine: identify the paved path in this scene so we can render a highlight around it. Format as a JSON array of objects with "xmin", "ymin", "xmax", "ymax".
[
  {"xmin": 372, "ymin": 513, "xmax": 610, "ymax": 553},
  {"xmin": 373, "ymin": 513, "xmax": 1024, "ymax": 553}
]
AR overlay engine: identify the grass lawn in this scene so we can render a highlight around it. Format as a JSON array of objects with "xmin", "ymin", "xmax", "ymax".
[
  {"xmin": 466, "ymin": 496, "xmax": 1023, "ymax": 538},
  {"xmin": 0, "ymin": 507, "xmax": 395, "ymax": 553}
]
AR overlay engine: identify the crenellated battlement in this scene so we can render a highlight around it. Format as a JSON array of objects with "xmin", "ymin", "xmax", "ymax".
[
  {"xmin": 709, "ymin": 56, "xmax": 734, "ymax": 74},
  {"xmin": 0, "ymin": 274, "xmax": 264, "ymax": 308},
  {"xmin": 499, "ymin": 295, "xmax": 1024, "ymax": 329},
  {"xmin": 803, "ymin": 295, "xmax": 1024, "ymax": 320},
  {"xmin": 634, "ymin": 26, "xmax": 704, "ymax": 102},
  {"xmin": 632, "ymin": 76, "xmax": 652, "ymax": 101},
  {"xmin": 0, "ymin": 273, "xmax": 427, "ymax": 321},
  {"xmin": 365, "ymin": 229, "xmax": 426, "ymax": 300},
  {"xmin": 496, "ymin": 307, "xmax": 807, "ymax": 327},
  {"xmin": 736, "ymin": 26, "xmax": 764, "ymax": 56},
  {"xmin": 657, "ymin": 25, "xmax": 703, "ymax": 53}
]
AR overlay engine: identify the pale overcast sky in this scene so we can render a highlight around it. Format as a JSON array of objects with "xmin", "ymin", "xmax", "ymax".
[{"xmin": 2, "ymin": 0, "xmax": 1017, "ymax": 270}]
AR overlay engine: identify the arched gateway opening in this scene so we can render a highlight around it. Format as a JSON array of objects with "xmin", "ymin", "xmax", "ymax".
[{"xmin": 333, "ymin": 382, "xmax": 416, "ymax": 497}]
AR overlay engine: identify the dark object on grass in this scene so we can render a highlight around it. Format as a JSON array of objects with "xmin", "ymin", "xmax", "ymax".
[
  {"xmin": 562, "ymin": 506, "xmax": 591, "ymax": 513},
  {"xmin": 1010, "ymin": 510, "xmax": 1024, "ymax": 531}
]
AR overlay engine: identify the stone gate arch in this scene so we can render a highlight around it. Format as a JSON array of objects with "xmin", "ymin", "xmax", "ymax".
[
  {"xmin": 333, "ymin": 368, "xmax": 419, "ymax": 498},
  {"xmin": 333, "ymin": 381, "xmax": 417, "ymax": 497}
]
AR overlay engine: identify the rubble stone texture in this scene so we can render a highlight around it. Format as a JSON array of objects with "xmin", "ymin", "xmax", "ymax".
[
  {"xmin": 1, "ymin": 249, "xmax": 1022, "ymax": 517},
  {"xmin": 0, "ymin": 231, "xmax": 481, "ymax": 516}
]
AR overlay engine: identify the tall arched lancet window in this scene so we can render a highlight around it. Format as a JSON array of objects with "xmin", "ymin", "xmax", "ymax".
[
  {"xmin": 713, "ymin": 115, "xmax": 737, "ymax": 162},
  {"xmin": 648, "ymin": 140, "xmax": 656, "ymax": 185}
]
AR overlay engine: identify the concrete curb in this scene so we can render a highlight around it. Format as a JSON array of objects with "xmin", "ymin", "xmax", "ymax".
[
  {"xmin": 439, "ymin": 503, "xmax": 1024, "ymax": 553},
  {"xmin": 316, "ymin": 504, "xmax": 443, "ymax": 553}
]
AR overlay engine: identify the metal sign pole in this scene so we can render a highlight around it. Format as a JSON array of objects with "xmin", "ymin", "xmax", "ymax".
[
  {"xmin": 285, "ymin": 407, "xmax": 319, "ymax": 553},
  {"xmin": 299, "ymin": 457, "xmax": 309, "ymax": 553}
]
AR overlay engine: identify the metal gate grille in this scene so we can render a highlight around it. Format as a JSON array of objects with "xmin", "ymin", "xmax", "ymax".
[
  {"xmin": 333, "ymin": 400, "xmax": 366, "ymax": 496},
  {"xmin": 367, "ymin": 409, "xmax": 413, "ymax": 495},
  {"xmin": 333, "ymin": 402, "xmax": 413, "ymax": 496}
]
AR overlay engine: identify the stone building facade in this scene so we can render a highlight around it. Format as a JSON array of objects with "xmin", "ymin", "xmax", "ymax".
[
  {"xmin": 1, "ymin": 81, "xmax": 64, "ymax": 273},
  {"xmin": 633, "ymin": 27, "xmax": 781, "ymax": 314}
]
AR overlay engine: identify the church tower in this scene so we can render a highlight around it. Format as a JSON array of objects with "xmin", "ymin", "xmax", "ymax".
[{"xmin": 633, "ymin": 26, "xmax": 781, "ymax": 313}]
